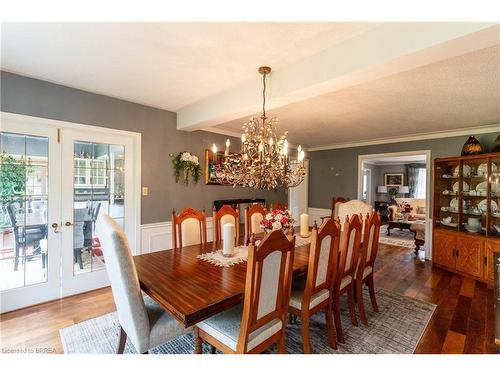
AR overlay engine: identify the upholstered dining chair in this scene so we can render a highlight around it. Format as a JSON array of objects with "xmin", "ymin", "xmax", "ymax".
[
  {"xmin": 320, "ymin": 196, "xmax": 349, "ymax": 223},
  {"xmin": 288, "ymin": 218, "xmax": 341, "ymax": 353},
  {"xmin": 355, "ymin": 211, "xmax": 381, "ymax": 325},
  {"xmin": 212, "ymin": 204, "xmax": 240, "ymax": 248},
  {"xmin": 244, "ymin": 204, "xmax": 266, "ymax": 245},
  {"xmin": 332, "ymin": 214, "xmax": 363, "ymax": 343},
  {"xmin": 172, "ymin": 208, "xmax": 207, "ymax": 250},
  {"xmin": 98, "ymin": 215, "xmax": 191, "ymax": 354},
  {"xmin": 194, "ymin": 230, "xmax": 295, "ymax": 354},
  {"xmin": 336, "ymin": 200, "xmax": 372, "ymax": 229}
]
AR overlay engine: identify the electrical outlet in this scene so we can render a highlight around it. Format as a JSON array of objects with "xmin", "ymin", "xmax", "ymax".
[{"xmin": 142, "ymin": 187, "xmax": 149, "ymax": 196}]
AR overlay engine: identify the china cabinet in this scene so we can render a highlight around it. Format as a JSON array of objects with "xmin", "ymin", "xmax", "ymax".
[{"xmin": 433, "ymin": 152, "xmax": 500, "ymax": 285}]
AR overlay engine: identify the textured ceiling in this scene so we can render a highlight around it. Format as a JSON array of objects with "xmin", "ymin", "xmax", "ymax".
[
  {"xmin": 1, "ymin": 22, "xmax": 378, "ymax": 111},
  {"xmin": 215, "ymin": 45, "xmax": 500, "ymax": 148}
]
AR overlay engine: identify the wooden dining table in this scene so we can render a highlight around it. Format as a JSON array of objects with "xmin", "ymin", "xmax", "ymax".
[{"xmin": 133, "ymin": 238, "xmax": 312, "ymax": 328}]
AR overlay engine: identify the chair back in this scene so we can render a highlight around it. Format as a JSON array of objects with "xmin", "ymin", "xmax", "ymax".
[
  {"xmin": 337, "ymin": 200, "xmax": 372, "ymax": 228},
  {"xmin": 244, "ymin": 204, "xmax": 266, "ymax": 243},
  {"xmin": 172, "ymin": 208, "xmax": 207, "ymax": 249},
  {"xmin": 237, "ymin": 230, "xmax": 295, "ymax": 352},
  {"xmin": 98, "ymin": 215, "xmax": 150, "ymax": 352},
  {"xmin": 357, "ymin": 211, "xmax": 381, "ymax": 279},
  {"xmin": 212, "ymin": 204, "xmax": 240, "ymax": 247},
  {"xmin": 332, "ymin": 197, "xmax": 349, "ymax": 220},
  {"xmin": 336, "ymin": 214, "xmax": 363, "ymax": 287},
  {"xmin": 303, "ymin": 218, "xmax": 341, "ymax": 304},
  {"xmin": 5, "ymin": 203, "xmax": 21, "ymax": 245},
  {"xmin": 92, "ymin": 202, "xmax": 102, "ymax": 221}
]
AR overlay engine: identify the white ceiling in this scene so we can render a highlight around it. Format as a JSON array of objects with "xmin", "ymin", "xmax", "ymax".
[
  {"xmin": 2, "ymin": 22, "xmax": 498, "ymax": 149},
  {"xmin": 214, "ymin": 45, "xmax": 500, "ymax": 147},
  {"xmin": 1, "ymin": 22, "xmax": 378, "ymax": 110}
]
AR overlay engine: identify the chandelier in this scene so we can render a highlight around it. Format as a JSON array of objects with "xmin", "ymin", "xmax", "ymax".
[{"xmin": 211, "ymin": 66, "xmax": 305, "ymax": 190}]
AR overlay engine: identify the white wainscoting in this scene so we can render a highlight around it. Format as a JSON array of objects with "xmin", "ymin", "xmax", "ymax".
[
  {"xmin": 307, "ymin": 207, "xmax": 331, "ymax": 226},
  {"xmin": 140, "ymin": 217, "xmax": 214, "ymax": 254}
]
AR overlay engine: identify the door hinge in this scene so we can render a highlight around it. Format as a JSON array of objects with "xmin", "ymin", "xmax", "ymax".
[{"xmin": 57, "ymin": 128, "xmax": 61, "ymax": 143}]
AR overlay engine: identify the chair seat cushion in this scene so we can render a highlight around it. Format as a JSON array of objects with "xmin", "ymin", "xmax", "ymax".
[
  {"xmin": 196, "ymin": 304, "xmax": 282, "ymax": 351},
  {"xmin": 289, "ymin": 277, "xmax": 330, "ymax": 310},
  {"xmin": 144, "ymin": 296, "xmax": 192, "ymax": 350},
  {"xmin": 340, "ymin": 275, "xmax": 353, "ymax": 290}
]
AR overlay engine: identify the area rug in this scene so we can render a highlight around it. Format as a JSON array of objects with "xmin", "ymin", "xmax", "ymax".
[
  {"xmin": 60, "ymin": 288, "xmax": 435, "ymax": 354},
  {"xmin": 378, "ymin": 224, "xmax": 417, "ymax": 249}
]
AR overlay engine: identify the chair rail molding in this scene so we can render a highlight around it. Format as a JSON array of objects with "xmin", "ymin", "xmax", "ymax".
[{"xmin": 140, "ymin": 217, "xmax": 214, "ymax": 254}]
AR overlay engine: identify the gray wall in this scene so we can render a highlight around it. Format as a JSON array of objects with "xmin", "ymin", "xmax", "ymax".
[
  {"xmin": 1, "ymin": 71, "xmax": 287, "ymax": 224},
  {"xmin": 308, "ymin": 132, "xmax": 499, "ymax": 209},
  {"xmin": 370, "ymin": 163, "xmax": 408, "ymax": 202}
]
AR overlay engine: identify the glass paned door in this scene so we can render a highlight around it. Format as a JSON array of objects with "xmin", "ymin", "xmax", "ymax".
[
  {"xmin": 61, "ymin": 129, "xmax": 135, "ymax": 297},
  {"xmin": 0, "ymin": 123, "xmax": 61, "ymax": 313}
]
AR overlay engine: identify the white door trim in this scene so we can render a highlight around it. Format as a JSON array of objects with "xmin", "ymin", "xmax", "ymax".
[
  {"xmin": 357, "ymin": 149, "xmax": 432, "ymax": 260},
  {"xmin": 1, "ymin": 112, "xmax": 142, "ymax": 252}
]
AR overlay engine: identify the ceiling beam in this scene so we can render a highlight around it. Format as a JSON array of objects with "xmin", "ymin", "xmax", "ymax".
[{"xmin": 177, "ymin": 22, "xmax": 498, "ymax": 132}]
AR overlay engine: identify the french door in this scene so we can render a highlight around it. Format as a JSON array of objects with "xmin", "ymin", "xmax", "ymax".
[{"xmin": 0, "ymin": 113, "xmax": 139, "ymax": 312}]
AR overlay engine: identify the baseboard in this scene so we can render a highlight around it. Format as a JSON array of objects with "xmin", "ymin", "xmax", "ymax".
[{"xmin": 140, "ymin": 217, "xmax": 214, "ymax": 254}]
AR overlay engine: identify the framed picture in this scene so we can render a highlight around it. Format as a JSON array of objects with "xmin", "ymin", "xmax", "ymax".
[
  {"xmin": 384, "ymin": 172, "xmax": 405, "ymax": 187},
  {"xmin": 204, "ymin": 149, "xmax": 230, "ymax": 185}
]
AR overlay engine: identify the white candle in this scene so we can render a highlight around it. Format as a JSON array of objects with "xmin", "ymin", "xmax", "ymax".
[
  {"xmin": 222, "ymin": 223, "xmax": 235, "ymax": 256},
  {"xmin": 300, "ymin": 213, "xmax": 309, "ymax": 237}
]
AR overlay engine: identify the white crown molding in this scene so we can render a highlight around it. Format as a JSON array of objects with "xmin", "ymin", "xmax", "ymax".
[{"xmin": 307, "ymin": 124, "xmax": 500, "ymax": 152}]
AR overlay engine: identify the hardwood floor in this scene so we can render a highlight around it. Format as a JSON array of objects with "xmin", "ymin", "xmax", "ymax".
[{"xmin": 0, "ymin": 243, "xmax": 496, "ymax": 354}]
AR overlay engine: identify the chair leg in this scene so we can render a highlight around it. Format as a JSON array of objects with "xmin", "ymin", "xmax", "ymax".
[
  {"xmin": 117, "ymin": 326, "xmax": 127, "ymax": 354},
  {"xmin": 277, "ymin": 334, "xmax": 286, "ymax": 354},
  {"xmin": 332, "ymin": 294, "xmax": 344, "ymax": 344},
  {"xmin": 288, "ymin": 312, "xmax": 294, "ymax": 325},
  {"xmin": 300, "ymin": 313, "xmax": 312, "ymax": 354},
  {"xmin": 347, "ymin": 285, "xmax": 358, "ymax": 326},
  {"xmin": 14, "ymin": 245, "xmax": 20, "ymax": 271},
  {"xmin": 194, "ymin": 327, "xmax": 203, "ymax": 354},
  {"xmin": 325, "ymin": 303, "xmax": 338, "ymax": 350},
  {"xmin": 210, "ymin": 345, "xmax": 217, "ymax": 354},
  {"xmin": 42, "ymin": 253, "xmax": 46, "ymax": 269},
  {"xmin": 367, "ymin": 274, "xmax": 379, "ymax": 313},
  {"xmin": 356, "ymin": 279, "xmax": 368, "ymax": 326}
]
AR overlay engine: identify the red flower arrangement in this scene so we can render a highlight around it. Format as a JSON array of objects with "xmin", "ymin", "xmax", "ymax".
[
  {"xmin": 260, "ymin": 209, "xmax": 294, "ymax": 231},
  {"xmin": 398, "ymin": 201, "xmax": 413, "ymax": 214}
]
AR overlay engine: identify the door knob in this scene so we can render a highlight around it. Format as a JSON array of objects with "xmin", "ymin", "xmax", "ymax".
[
  {"xmin": 51, "ymin": 223, "xmax": 60, "ymax": 233},
  {"xmin": 65, "ymin": 221, "xmax": 73, "ymax": 227}
]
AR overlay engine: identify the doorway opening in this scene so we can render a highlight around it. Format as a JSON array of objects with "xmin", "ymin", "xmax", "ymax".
[{"xmin": 358, "ymin": 150, "xmax": 432, "ymax": 260}]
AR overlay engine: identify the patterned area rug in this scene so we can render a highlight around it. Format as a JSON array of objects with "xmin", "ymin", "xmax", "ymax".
[
  {"xmin": 60, "ymin": 288, "xmax": 435, "ymax": 354},
  {"xmin": 378, "ymin": 224, "xmax": 417, "ymax": 249}
]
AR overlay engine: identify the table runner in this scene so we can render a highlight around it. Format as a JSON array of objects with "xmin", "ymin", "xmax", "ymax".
[{"xmin": 197, "ymin": 234, "xmax": 311, "ymax": 267}]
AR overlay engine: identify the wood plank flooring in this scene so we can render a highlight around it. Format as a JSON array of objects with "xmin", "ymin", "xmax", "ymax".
[{"xmin": 0, "ymin": 243, "xmax": 496, "ymax": 354}]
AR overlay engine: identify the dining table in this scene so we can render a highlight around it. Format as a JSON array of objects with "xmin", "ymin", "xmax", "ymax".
[{"xmin": 133, "ymin": 236, "xmax": 312, "ymax": 328}]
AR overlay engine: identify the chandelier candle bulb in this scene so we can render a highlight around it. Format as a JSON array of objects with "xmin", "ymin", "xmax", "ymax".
[
  {"xmin": 225, "ymin": 139, "xmax": 230, "ymax": 156},
  {"xmin": 222, "ymin": 223, "xmax": 235, "ymax": 257},
  {"xmin": 300, "ymin": 213, "xmax": 310, "ymax": 237}
]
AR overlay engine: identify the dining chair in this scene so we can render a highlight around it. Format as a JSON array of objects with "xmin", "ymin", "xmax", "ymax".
[
  {"xmin": 336, "ymin": 199, "xmax": 372, "ymax": 228},
  {"xmin": 244, "ymin": 204, "xmax": 266, "ymax": 245},
  {"xmin": 194, "ymin": 230, "xmax": 295, "ymax": 354},
  {"xmin": 320, "ymin": 196, "xmax": 349, "ymax": 223},
  {"xmin": 172, "ymin": 208, "xmax": 207, "ymax": 250},
  {"xmin": 332, "ymin": 214, "xmax": 363, "ymax": 344},
  {"xmin": 288, "ymin": 218, "xmax": 341, "ymax": 353},
  {"xmin": 355, "ymin": 211, "xmax": 381, "ymax": 325},
  {"xmin": 6, "ymin": 203, "xmax": 45, "ymax": 271},
  {"xmin": 212, "ymin": 204, "xmax": 239, "ymax": 248},
  {"xmin": 99, "ymin": 215, "xmax": 191, "ymax": 354}
]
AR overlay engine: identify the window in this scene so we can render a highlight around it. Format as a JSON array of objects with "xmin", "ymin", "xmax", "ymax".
[
  {"xmin": 73, "ymin": 158, "xmax": 107, "ymax": 188},
  {"xmin": 414, "ymin": 167, "xmax": 426, "ymax": 199}
]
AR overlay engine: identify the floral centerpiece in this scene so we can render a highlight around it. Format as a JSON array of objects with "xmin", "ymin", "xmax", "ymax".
[
  {"xmin": 398, "ymin": 201, "xmax": 413, "ymax": 221},
  {"xmin": 260, "ymin": 209, "xmax": 294, "ymax": 232},
  {"xmin": 169, "ymin": 151, "xmax": 202, "ymax": 185}
]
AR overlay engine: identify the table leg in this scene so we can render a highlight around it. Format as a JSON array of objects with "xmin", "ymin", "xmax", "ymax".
[{"xmin": 387, "ymin": 225, "xmax": 391, "ymax": 236}]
